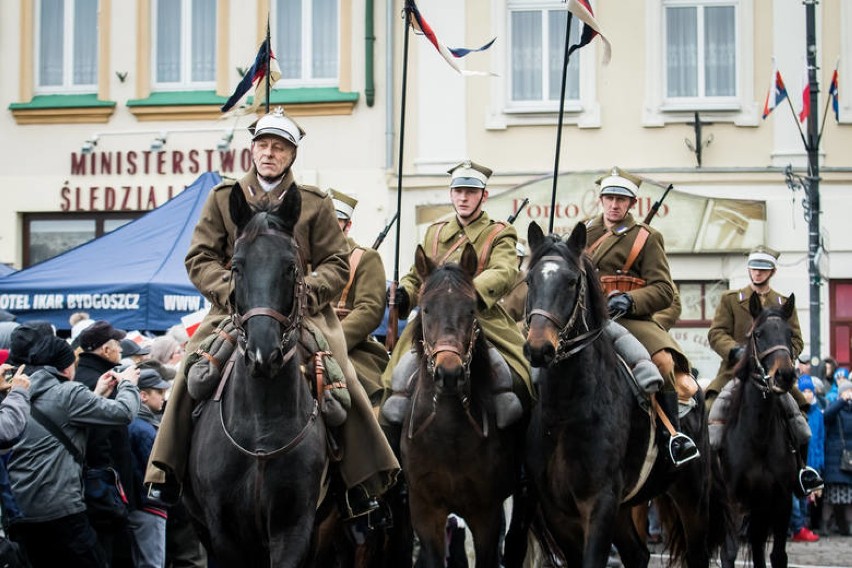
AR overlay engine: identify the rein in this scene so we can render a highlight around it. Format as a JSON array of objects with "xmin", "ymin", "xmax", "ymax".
[{"xmin": 526, "ymin": 254, "xmax": 602, "ymax": 363}]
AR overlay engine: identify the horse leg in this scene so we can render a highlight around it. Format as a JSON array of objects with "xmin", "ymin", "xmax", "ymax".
[
  {"xmin": 579, "ymin": 496, "xmax": 618, "ymax": 568},
  {"xmin": 503, "ymin": 487, "xmax": 536, "ymax": 568},
  {"xmin": 468, "ymin": 505, "xmax": 506, "ymax": 568},
  {"xmin": 269, "ymin": 514, "xmax": 319, "ymax": 568},
  {"xmin": 409, "ymin": 493, "xmax": 449, "ymax": 568},
  {"xmin": 768, "ymin": 503, "xmax": 791, "ymax": 568},
  {"xmin": 747, "ymin": 511, "xmax": 770, "ymax": 568},
  {"xmin": 612, "ymin": 506, "xmax": 649, "ymax": 568}
]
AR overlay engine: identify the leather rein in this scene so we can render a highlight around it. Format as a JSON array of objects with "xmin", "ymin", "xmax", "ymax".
[
  {"xmin": 747, "ymin": 315, "xmax": 792, "ymax": 396},
  {"xmin": 526, "ymin": 254, "xmax": 603, "ymax": 363}
]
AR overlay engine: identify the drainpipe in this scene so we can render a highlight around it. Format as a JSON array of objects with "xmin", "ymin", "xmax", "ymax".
[{"xmin": 365, "ymin": 0, "xmax": 375, "ymax": 107}]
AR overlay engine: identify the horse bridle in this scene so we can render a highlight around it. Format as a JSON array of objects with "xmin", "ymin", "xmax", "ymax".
[
  {"xmin": 230, "ymin": 228, "xmax": 306, "ymax": 356},
  {"xmin": 525, "ymin": 254, "xmax": 602, "ymax": 363},
  {"xmin": 747, "ymin": 314, "xmax": 792, "ymax": 396}
]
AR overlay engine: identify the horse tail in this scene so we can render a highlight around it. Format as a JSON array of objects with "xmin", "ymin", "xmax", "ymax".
[
  {"xmin": 707, "ymin": 450, "xmax": 733, "ymax": 555},
  {"xmin": 656, "ymin": 494, "xmax": 688, "ymax": 568}
]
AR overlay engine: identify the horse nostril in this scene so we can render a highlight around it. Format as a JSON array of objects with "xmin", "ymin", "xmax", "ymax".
[
  {"xmin": 525, "ymin": 342, "xmax": 554, "ymax": 368},
  {"xmin": 435, "ymin": 365, "xmax": 461, "ymax": 392}
]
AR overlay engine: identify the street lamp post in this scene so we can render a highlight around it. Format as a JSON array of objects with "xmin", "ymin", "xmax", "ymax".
[{"xmin": 805, "ymin": 0, "xmax": 822, "ymax": 358}]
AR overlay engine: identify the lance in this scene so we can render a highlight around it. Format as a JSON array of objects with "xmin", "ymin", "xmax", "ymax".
[
  {"xmin": 386, "ymin": 2, "xmax": 413, "ymax": 352},
  {"xmin": 372, "ymin": 212, "xmax": 399, "ymax": 250},
  {"xmin": 547, "ymin": 10, "xmax": 575, "ymax": 234},
  {"xmin": 265, "ymin": 16, "xmax": 271, "ymax": 113},
  {"xmin": 507, "ymin": 197, "xmax": 529, "ymax": 225}
]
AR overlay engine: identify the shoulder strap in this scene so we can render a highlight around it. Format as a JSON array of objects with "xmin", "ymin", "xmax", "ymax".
[
  {"xmin": 430, "ymin": 222, "xmax": 450, "ymax": 259},
  {"xmin": 622, "ymin": 227, "xmax": 650, "ymax": 274},
  {"xmin": 336, "ymin": 247, "xmax": 365, "ymax": 311},
  {"xmin": 29, "ymin": 405, "xmax": 85, "ymax": 466},
  {"xmin": 476, "ymin": 222, "xmax": 507, "ymax": 275},
  {"xmin": 587, "ymin": 232, "xmax": 612, "ymax": 255}
]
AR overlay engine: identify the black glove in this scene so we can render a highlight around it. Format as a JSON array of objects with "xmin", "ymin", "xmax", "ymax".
[
  {"xmin": 386, "ymin": 286, "xmax": 410, "ymax": 316},
  {"xmin": 607, "ymin": 293, "xmax": 633, "ymax": 318},
  {"xmin": 728, "ymin": 345, "xmax": 745, "ymax": 364}
]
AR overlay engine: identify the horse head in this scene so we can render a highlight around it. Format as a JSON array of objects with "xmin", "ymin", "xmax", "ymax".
[
  {"xmin": 524, "ymin": 221, "xmax": 607, "ymax": 368},
  {"xmin": 743, "ymin": 292, "xmax": 797, "ymax": 394},
  {"xmin": 229, "ymin": 185, "xmax": 303, "ymax": 378},
  {"xmin": 414, "ymin": 243, "xmax": 480, "ymax": 394}
]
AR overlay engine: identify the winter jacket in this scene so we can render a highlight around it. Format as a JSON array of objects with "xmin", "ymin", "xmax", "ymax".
[
  {"xmin": 7, "ymin": 366, "xmax": 139, "ymax": 523},
  {"xmin": 128, "ymin": 405, "xmax": 166, "ymax": 517},
  {"xmin": 0, "ymin": 387, "xmax": 31, "ymax": 526},
  {"xmin": 805, "ymin": 402, "xmax": 825, "ymax": 472},
  {"xmin": 823, "ymin": 398, "xmax": 852, "ymax": 485}
]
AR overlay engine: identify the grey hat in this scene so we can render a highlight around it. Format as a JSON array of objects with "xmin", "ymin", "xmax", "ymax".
[
  {"xmin": 121, "ymin": 338, "xmax": 151, "ymax": 358},
  {"xmin": 138, "ymin": 369, "xmax": 170, "ymax": 391}
]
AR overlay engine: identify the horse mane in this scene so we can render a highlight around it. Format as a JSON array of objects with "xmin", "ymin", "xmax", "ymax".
[{"xmin": 237, "ymin": 201, "xmax": 293, "ymax": 244}]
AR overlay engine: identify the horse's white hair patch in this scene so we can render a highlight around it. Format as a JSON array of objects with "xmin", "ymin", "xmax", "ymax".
[{"xmin": 539, "ymin": 261, "xmax": 560, "ymax": 280}]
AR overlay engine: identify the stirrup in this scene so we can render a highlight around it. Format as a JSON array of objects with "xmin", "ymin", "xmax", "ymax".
[
  {"xmin": 343, "ymin": 486, "xmax": 380, "ymax": 519},
  {"xmin": 146, "ymin": 480, "xmax": 182, "ymax": 507},
  {"xmin": 668, "ymin": 433, "xmax": 700, "ymax": 468},
  {"xmin": 797, "ymin": 466, "xmax": 824, "ymax": 496}
]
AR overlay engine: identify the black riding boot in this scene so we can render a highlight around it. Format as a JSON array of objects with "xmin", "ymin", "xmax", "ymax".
[{"xmin": 658, "ymin": 391, "xmax": 700, "ymax": 468}]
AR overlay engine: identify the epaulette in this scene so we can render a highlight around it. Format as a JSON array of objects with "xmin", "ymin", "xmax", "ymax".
[
  {"xmin": 298, "ymin": 184, "xmax": 327, "ymax": 198},
  {"xmin": 211, "ymin": 177, "xmax": 238, "ymax": 192}
]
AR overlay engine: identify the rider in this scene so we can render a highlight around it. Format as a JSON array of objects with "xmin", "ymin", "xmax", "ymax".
[
  {"xmin": 329, "ymin": 189, "xmax": 391, "ymax": 407},
  {"xmin": 707, "ymin": 245, "xmax": 823, "ymax": 494},
  {"xmin": 383, "ymin": 160, "xmax": 532, "ymax": 429},
  {"xmin": 145, "ymin": 108, "xmax": 399, "ymax": 517},
  {"xmin": 499, "ymin": 240, "xmax": 529, "ymax": 326},
  {"xmin": 584, "ymin": 167, "xmax": 700, "ymax": 467}
]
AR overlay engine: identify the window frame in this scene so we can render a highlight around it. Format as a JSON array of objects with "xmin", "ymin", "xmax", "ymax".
[
  {"xmin": 673, "ymin": 280, "xmax": 729, "ymax": 327},
  {"xmin": 23, "ymin": 212, "xmax": 141, "ymax": 267},
  {"xmin": 151, "ymin": 0, "xmax": 218, "ymax": 91},
  {"xmin": 272, "ymin": 0, "xmax": 341, "ymax": 88},
  {"xmin": 34, "ymin": 0, "xmax": 99, "ymax": 95}
]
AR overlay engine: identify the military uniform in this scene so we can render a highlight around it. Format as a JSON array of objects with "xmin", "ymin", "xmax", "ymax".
[
  {"xmin": 500, "ymin": 270, "xmax": 528, "ymax": 325},
  {"xmin": 147, "ymin": 169, "xmax": 399, "ymax": 496},
  {"xmin": 707, "ymin": 285, "xmax": 804, "ymax": 396},
  {"xmin": 382, "ymin": 212, "xmax": 533, "ymax": 397},
  {"xmin": 653, "ymin": 284, "xmax": 681, "ymax": 331},
  {"xmin": 334, "ymin": 236, "xmax": 390, "ymax": 405}
]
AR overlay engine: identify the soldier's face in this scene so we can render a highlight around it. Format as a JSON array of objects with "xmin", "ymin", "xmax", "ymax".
[
  {"xmin": 748, "ymin": 268, "xmax": 774, "ymax": 286},
  {"xmin": 252, "ymin": 136, "xmax": 296, "ymax": 180},
  {"xmin": 451, "ymin": 187, "xmax": 487, "ymax": 222},
  {"xmin": 600, "ymin": 195, "xmax": 635, "ymax": 224}
]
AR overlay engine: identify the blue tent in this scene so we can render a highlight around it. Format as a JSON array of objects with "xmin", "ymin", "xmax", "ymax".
[{"xmin": 0, "ymin": 172, "xmax": 221, "ymax": 331}]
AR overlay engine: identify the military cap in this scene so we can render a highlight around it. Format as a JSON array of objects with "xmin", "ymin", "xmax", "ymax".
[
  {"xmin": 448, "ymin": 160, "xmax": 493, "ymax": 190},
  {"xmin": 329, "ymin": 189, "xmax": 358, "ymax": 220},
  {"xmin": 747, "ymin": 245, "xmax": 779, "ymax": 270},
  {"xmin": 249, "ymin": 107, "xmax": 305, "ymax": 146},
  {"xmin": 597, "ymin": 166, "xmax": 642, "ymax": 199}
]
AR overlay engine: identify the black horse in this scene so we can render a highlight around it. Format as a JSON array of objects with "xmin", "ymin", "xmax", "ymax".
[
  {"xmin": 186, "ymin": 187, "xmax": 327, "ymax": 567},
  {"xmin": 512, "ymin": 221, "xmax": 722, "ymax": 568},
  {"xmin": 717, "ymin": 292, "xmax": 799, "ymax": 568},
  {"xmin": 401, "ymin": 243, "xmax": 523, "ymax": 568}
]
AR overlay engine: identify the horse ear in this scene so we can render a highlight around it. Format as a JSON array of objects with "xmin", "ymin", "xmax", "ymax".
[
  {"xmin": 272, "ymin": 186, "xmax": 302, "ymax": 234},
  {"xmin": 229, "ymin": 183, "xmax": 253, "ymax": 233},
  {"xmin": 528, "ymin": 222, "xmax": 545, "ymax": 253},
  {"xmin": 414, "ymin": 245, "xmax": 435, "ymax": 281},
  {"xmin": 781, "ymin": 293, "xmax": 796, "ymax": 320},
  {"xmin": 459, "ymin": 243, "xmax": 478, "ymax": 278},
  {"xmin": 749, "ymin": 291, "xmax": 763, "ymax": 319},
  {"xmin": 565, "ymin": 222, "xmax": 587, "ymax": 251}
]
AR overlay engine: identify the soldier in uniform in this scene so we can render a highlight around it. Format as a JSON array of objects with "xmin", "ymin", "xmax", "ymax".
[
  {"xmin": 145, "ymin": 109, "xmax": 399, "ymax": 517},
  {"xmin": 584, "ymin": 167, "xmax": 699, "ymax": 467},
  {"xmin": 707, "ymin": 246, "xmax": 822, "ymax": 494},
  {"xmin": 383, "ymin": 161, "xmax": 532, "ymax": 428},
  {"xmin": 329, "ymin": 189, "xmax": 391, "ymax": 407},
  {"xmin": 499, "ymin": 240, "xmax": 529, "ymax": 326}
]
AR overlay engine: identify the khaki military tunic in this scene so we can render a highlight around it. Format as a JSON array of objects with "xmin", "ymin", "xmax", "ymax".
[
  {"xmin": 653, "ymin": 285, "xmax": 681, "ymax": 331},
  {"xmin": 334, "ymin": 237, "xmax": 390, "ymax": 405},
  {"xmin": 500, "ymin": 269, "xmax": 528, "ymax": 326},
  {"xmin": 585, "ymin": 213, "xmax": 690, "ymax": 374},
  {"xmin": 707, "ymin": 285, "xmax": 804, "ymax": 396},
  {"xmin": 382, "ymin": 212, "xmax": 532, "ymax": 395},
  {"xmin": 147, "ymin": 169, "xmax": 398, "ymax": 495}
]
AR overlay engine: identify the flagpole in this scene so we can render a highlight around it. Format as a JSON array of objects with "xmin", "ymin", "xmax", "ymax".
[
  {"xmin": 548, "ymin": 10, "xmax": 575, "ymax": 234},
  {"xmin": 386, "ymin": 2, "xmax": 413, "ymax": 353},
  {"xmin": 784, "ymin": 93, "xmax": 809, "ymax": 151},
  {"xmin": 265, "ymin": 15, "xmax": 271, "ymax": 113},
  {"xmin": 817, "ymin": 85, "xmax": 832, "ymax": 147}
]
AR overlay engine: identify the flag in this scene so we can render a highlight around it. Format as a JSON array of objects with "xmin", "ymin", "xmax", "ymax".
[
  {"xmin": 829, "ymin": 67, "xmax": 839, "ymax": 122},
  {"xmin": 762, "ymin": 63, "xmax": 788, "ymax": 119},
  {"xmin": 798, "ymin": 63, "xmax": 810, "ymax": 123},
  {"xmin": 566, "ymin": 0, "xmax": 612, "ymax": 64},
  {"xmin": 181, "ymin": 307, "xmax": 209, "ymax": 338},
  {"xmin": 406, "ymin": 0, "xmax": 495, "ymax": 76},
  {"xmin": 220, "ymin": 39, "xmax": 278, "ymax": 113}
]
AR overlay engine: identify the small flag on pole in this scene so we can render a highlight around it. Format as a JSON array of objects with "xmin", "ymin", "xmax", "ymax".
[
  {"xmin": 406, "ymin": 0, "xmax": 495, "ymax": 76},
  {"xmin": 762, "ymin": 62, "xmax": 788, "ymax": 119},
  {"xmin": 221, "ymin": 39, "xmax": 279, "ymax": 113},
  {"xmin": 181, "ymin": 307, "xmax": 209, "ymax": 339},
  {"xmin": 829, "ymin": 67, "xmax": 840, "ymax": 122},
  {"xmin": 566, "ymin": 0, "xmax": 612, "ymax": 64},
  {"xmin": 798, "ymin": 62, "xmax": 810, "ymax": 123}
]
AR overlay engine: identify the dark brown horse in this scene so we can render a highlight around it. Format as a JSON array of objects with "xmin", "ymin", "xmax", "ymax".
[
  {"xmin": 401, "ymin": 243, "xmax": 524, "ymax": 568},
  {"xmin": 511, "ymin": 221, "xmax": 724, "ymax": 568},
  {"xmin": 717, "ymin": 293, "xmax": 798, "ymax": 568},
  {"xmin": 185, "ymin": 187, "xmax": 327, "ymax": 567}
]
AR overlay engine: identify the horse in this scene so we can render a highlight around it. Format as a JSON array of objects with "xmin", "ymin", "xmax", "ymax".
[
  {"xmin": 400, "ymin": 243, "xmax": 523, "ymax": 568},
  {"xmin": 716, "ymin": 292, "xmax": 799, "ymax": 568},
  {"xmin": 185, "ymin": 186, "xmax": 327, "ymax": 567},
  {"xmin": 512, "ymin": 221, "xmax": 723, "ymax": 568}
]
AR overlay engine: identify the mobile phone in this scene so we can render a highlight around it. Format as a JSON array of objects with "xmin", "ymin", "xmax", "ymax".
[{"xmin": 4, "ymin": 370, "xmax": 14, "ymax": 382}]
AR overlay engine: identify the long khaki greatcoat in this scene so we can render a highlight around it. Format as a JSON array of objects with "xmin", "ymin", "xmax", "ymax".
[
  {"xmin": 707, "ymin": 285, "xmax": 804, "ymax": 395},
  {"xmin": 382, "ymin": 212, "xmax": 532, "ymax": 395},
  {"xmin": 147, "ymin": 169, "xmax": 398, "ymax": 494},
  {"xmin": 334, "ymin": 237, "xmax": 390, "ymax": 405},
  {"xmin": 585, "ymin": 213, "xmax": 690, "ymax": 373},
  {"xmin": 499, "ymin": 269, "xmax": 528, "ymax": 326}
]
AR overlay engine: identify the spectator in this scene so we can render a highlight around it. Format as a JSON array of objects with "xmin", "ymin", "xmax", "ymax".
[
  {"xmin": 69, "ymin": 318, "xmax": 96, "ymax": 350},
  {"xmin": 148, "ymin": 335, "xmax": 183, "ymax": 369},
  {"xmin": 6, "ymin": 335, "xmax": 140, "ymax": 567},
  {"xmin": 0, "ymin": 363, "xmax": 31, "ymax": 529},
  {"xmin": 128, "ymin": 369, "xmax": 170, "ymax": 568},
  {"xmin": 823, "ymin": 380, "xmax": 852, "ymax": 536},
  {"xmin": 0, "ymin": 322, "xmax": 19, "ymax": 350},
  {"xmin": 827, "ymin": 367, "xmax": 850, "ymax": 406},
  {"xmin": 790, "ymin": 375, "xmax": 823, "ymax": 542},
  {"xmin": 121, "ymin": 338, "xmax": 151, "ymax": 367},
  {"xmin": 69, "ymin": 311, "xmax": 90, "ymax": 328}
]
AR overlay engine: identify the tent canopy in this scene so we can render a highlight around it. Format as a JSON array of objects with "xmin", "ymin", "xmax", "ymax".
[{"xmin": 0, "ymin": 172, "xmax": 221, "ymax": 331}]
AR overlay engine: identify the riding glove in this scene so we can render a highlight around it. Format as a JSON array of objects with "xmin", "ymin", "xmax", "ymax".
[
  {"xmin": 607, "ymin": 293, "xmax": 633, "ymax": 317},
  {"xmin": 387, "ymin": 286, "xmax": 410, "ymax": 316},
  {"xmin": 728, "ymin": 346, "xmax": 745, "ymax": 364}
]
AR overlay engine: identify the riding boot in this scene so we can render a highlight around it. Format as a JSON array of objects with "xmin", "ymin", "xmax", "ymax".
[
  {"xmin": 343, "ymin": 484, "xmax": 380, "ymax": 519},
  {"xmin": 657, "ymin": 391, "xmax": 700, "ymax": 468},
  {"xmin": 380, "ymin": 350, "xmax": 418, "ymax": 424},
  {"xmin": 487, "ymin": 345, "xmax": 523, "ymax": 429}
]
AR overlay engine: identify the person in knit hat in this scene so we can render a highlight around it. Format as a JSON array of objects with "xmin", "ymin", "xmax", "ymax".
[{"xmin": 790, "ymin": 375, "xmax": 824, "ymax": 542}]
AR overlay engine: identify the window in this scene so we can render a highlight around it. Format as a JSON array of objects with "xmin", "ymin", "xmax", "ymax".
[
  {"xmin": 508, "ymin": 2, "xmax": 580, "ymax": 108},
  {"xmin": 153, "ymin": 0, "xmax": 217, "ymax": 89},
  {"xmin": 675, "ymin": 281, "xmax": 727, "ymax": 325},
  {"xmin": 274, "ymin": 0, "xmax": 339, "ymax": 86},
  {"xmin": 35, "ymin": 0, "xmax": 98, "ymax": 93},
  {"xmin": 24, "ymin": 214, "xmax": 138, "ymax": 267}
]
